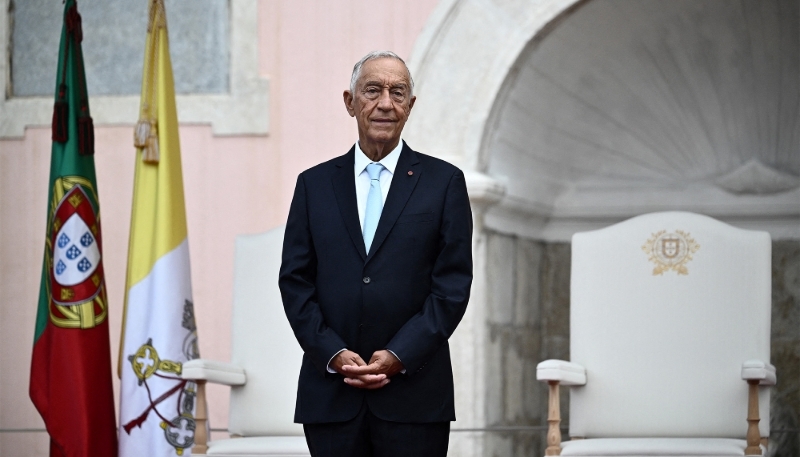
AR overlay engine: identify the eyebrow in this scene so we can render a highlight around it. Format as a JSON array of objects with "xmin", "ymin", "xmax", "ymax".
[{"xmin": 362, "ymin": 80, "xmax": 409, "ymax": 89}]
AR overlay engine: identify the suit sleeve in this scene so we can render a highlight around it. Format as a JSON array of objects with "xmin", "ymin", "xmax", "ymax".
[
  {"xmin": 279, "ymin": 174, "xmax": 349, "ymax": 374},
  {"xmin": 385, "ymin": 169, "xmax": 473, "ymax": 375}
]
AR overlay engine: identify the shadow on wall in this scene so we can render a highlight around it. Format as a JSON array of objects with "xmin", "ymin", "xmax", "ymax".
[{"xmin": 768, "ymin": 241, "xmax": 800, "ymax": 457}]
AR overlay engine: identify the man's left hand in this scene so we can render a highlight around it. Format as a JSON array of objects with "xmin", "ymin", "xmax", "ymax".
[{"xmin": 341, "ymin": 350, "xmax": 404, "ymax": 382}]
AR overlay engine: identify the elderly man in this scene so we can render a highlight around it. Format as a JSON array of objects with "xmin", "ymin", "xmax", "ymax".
[{"xmin": 279, "ymin": 50, "xmax": 473, "ymax": 457}]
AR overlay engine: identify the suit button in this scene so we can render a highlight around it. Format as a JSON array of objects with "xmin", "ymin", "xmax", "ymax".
[{"xmin": 363, "ymin": 277, "xmax": 371, "ymax": 284}]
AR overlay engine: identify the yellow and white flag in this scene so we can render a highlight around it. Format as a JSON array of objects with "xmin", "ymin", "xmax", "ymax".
[{"xmin": 119, "ymin": 1, "xmax": 199, "ymax": 456}]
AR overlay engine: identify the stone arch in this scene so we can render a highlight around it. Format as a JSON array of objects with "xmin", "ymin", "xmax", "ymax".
[
  {"xmin": 406, "ymin": 0, "xmax": 799, "ymax": 240},
  {"xmin": 406, "ymin": 0, "xmax": 585, "ymax": 171},
  {"xmin": 403, "ymin": 3, "xmax": 799, "ymax": 456}
]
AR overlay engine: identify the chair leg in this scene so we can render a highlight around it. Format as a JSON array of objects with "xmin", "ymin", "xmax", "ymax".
[
  {"xmin": 193, "ymin": 380, "xmax": 209, "ymax": 455},
  {"xmin": 745, "ymin": 380, "xmax": 762, "ymax": 456},
  {"xmin": 546, "ymin": 381, "xmax": 562, "ymax": 456}
]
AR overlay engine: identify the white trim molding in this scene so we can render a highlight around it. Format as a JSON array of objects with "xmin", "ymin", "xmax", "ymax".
[{"xmin": 0, "ymin": 0, "xmax": 268, "ymax": 138}]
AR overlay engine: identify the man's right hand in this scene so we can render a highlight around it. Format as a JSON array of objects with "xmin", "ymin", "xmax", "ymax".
[{"xmin": 331, "ymin": 350, "xmax": 390, "ymax": 390}]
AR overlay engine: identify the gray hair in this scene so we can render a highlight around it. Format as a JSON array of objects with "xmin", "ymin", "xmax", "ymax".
[{"xmin": 349, "ymin": 51, "xmax": 414, "ymax": 97}]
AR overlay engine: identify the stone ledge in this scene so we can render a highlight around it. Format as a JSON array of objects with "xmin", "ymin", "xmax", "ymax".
[{"xmin": 0, "ymin": 0, "xmax": 268, "ymax": 138}]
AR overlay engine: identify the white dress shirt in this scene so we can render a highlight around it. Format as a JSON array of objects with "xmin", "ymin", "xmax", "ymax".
[
  {"xmin": 327, "ymin": 140, "xmax": 406, "ymax": 373},
  {"xmin": 354, "ymin": 140, "xmax": 402, "ymax": 230}
]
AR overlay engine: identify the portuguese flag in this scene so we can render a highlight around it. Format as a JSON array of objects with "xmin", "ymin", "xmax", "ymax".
[{"xmin": 29, "ymin": 1, "xmax": 118, "ymax": 456}]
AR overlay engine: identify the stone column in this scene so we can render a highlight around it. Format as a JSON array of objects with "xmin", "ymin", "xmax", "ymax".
[{"xmin": 447, "ymin": 172, "xmax": 504, "ymax": 457}]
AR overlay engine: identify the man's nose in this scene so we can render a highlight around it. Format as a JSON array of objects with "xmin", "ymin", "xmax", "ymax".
[{"xmin": 377, "ymin": 89, "xmax": 393, "ymax": 109}]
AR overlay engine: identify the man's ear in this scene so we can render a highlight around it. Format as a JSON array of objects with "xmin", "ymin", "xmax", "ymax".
[
  {"xmin": 343, "ymin": 90, "xmax": 356, "ymax": 117},
  {"xmin": 408, "ymin": 95, "xmax": 416, "ymax": 113}
]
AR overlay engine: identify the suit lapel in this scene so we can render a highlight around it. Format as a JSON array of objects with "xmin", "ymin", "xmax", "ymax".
[
  {"xmin": 331, "ymin": 147, "xmax": 367, "ymax": 261},
  {"xmin": 367, "ymin": 143, "xmax": 421, "ymax": 262}
]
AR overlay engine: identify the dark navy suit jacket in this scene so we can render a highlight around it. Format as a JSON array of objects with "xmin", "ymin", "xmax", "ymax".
[{"xmin": 279, "ymin": 142, "xmax": 473, "ymax": 424}]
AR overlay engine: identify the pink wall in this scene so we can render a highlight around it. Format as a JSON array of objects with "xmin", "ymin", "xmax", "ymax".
[
  {"xmin": 0, "ymin": 0, "xmax": 440, "ymax": 453},
  {"xmin": 263, "ymin": 0, "xmax": 442, "ymax": 208}
]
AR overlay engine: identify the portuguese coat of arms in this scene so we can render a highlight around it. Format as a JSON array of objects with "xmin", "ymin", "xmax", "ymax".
[
  {"xmin": 642, "ymin": 230, "xmax": 700, "ymax": 275},
  {"xmin": 46, "ymin": 177, "xmax": 107, "ymax": 329}
]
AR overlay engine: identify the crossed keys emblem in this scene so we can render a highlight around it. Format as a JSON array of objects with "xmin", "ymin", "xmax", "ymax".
[
  {"xmin": 161, "ymin": 413, "xmax": 196, "ymax": 454},
  {"xmin": 125, "ymin": 337, "xmax": 196, "ymax": 455},
  {"xmin": 129, "ymin": 338, "xmax": 182, "ymax": 384}
]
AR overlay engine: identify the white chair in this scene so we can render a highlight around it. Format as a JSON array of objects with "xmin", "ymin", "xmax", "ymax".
[
  {"xmin": 537, "ymin": 211, "xmax": 776, "ymax": 457},
  {"xmin": 182, "ymin": 226, "xmax": 310, "ymax": 456}
]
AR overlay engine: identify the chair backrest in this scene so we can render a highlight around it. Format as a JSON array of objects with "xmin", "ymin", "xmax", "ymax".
[
  {"xmin": 569, "ymin": 212, "xmax": 771, "ymax": 439},
  {"xmin": 228, "ymin": 226, "xmax": 304, "ymax": 436}
]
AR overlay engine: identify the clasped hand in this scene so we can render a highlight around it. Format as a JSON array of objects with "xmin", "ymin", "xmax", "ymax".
[{"xmin": 332, "ymin": 349, "xmax": 404, "ymax": 390}]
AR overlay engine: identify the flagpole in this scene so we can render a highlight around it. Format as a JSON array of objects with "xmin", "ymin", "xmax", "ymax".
[
  {"xmin": 30, "ymin": 1, "xmax": 118, "ymax": 456},
  {"xmin": 119, "ymin": 1, "xmax": 201, "ymax": 455}
]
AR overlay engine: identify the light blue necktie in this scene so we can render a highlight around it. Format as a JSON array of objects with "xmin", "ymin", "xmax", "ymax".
[{"xmin": 363, "ymin": 162, "xmax": 385, "ymax": 254}]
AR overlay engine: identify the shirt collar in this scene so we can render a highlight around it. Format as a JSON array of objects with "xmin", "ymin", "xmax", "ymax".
[{"xmin": 355, "ymin": 140, "xmax": 403, "ymax": 175}]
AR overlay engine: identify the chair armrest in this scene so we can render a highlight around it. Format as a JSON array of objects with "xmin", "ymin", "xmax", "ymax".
[
  {"xmin": 741, "ymin": 360, "xmax": 776, "ymax": 386},
  {"xmin": 181, "ymin": 359, "xmax": 245, "ymax": 456},
  {"xmin": 537, "ymin": 359, "xmax": 587, "ymax": 386},
  {"xmin": 181, "ymin": 359, "xmax": 246, "ymax": 386}
]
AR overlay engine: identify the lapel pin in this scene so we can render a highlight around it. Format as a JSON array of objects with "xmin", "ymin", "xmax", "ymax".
[{"xmin": 408, "ymin": 170, "xmax": 413, "ymax": 176}]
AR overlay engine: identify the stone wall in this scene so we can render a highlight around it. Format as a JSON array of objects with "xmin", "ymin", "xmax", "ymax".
[
  {"xmin": 770, "ymin": 241, "xmax": 800, "ymax": 457},
  {"xmin": 484, "ymin": 234, "xmax": 571, "ymax": 456},
  {"xmin": 11, "ymin": 0, "xmax": 230, "ymax": 96},
  {"xmin": 484, "ymin": 231, "xmax": 800, "ymax": 457}
]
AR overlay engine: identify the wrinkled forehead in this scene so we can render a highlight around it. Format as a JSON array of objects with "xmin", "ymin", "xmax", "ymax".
[{"xmin": 357, "ymin": 58, "xmax": 412, "ymax": 88}]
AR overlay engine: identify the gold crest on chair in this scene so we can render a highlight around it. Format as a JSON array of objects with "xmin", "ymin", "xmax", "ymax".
[{"xmin": 642, "ymin": 229, "xmax": 700, "ymax": 275}]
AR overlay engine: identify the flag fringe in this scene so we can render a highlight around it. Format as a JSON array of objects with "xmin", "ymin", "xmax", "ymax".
[
  {"xmin": 78, "ymin": 115, "xmax": 94, "ymax": 156},
  {"xmin": 52, "ymin": 89, "xmax": 69, "ymax": 142}
]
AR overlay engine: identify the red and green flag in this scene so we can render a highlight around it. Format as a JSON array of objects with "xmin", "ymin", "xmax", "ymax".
[{"xmin": 29, "ymin": 1, "xmax": 118, "ymax": 456}]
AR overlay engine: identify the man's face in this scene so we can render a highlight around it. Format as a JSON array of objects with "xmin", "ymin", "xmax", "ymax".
[{"xmin": 344, "ymin": 58, "xmax": 416, "ymax": 153}]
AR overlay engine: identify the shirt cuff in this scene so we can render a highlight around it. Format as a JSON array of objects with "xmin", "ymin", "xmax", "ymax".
[
  {"xmin": 327, "ymin": 348, "xmax": 347, "ymax": 373},
  {"xmin": 386, "ymin": 349, "xmax": 407, "ymax": 374}
]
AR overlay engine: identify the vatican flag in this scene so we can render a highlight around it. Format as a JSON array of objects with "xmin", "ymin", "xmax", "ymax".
[{"xmin": 119, "ymin": 1, "xmax": 200, "ymax": 456}]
